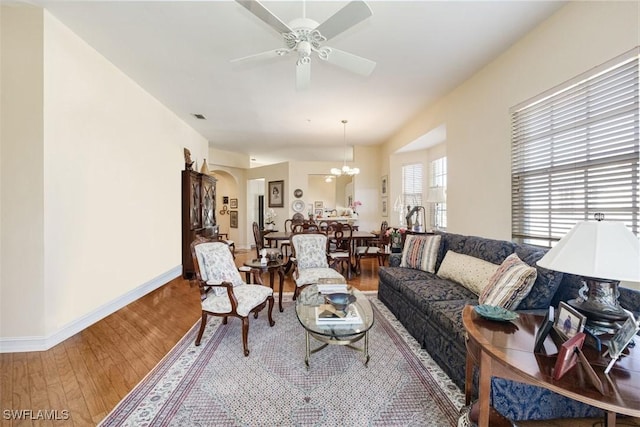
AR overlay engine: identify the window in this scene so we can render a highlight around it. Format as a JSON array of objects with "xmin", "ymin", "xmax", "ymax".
[
  {"xmin": 511, "ymin": 49, "xmax": 639, "ymax": 247},
  {"xmin": 402, "ymin": 162, "xmax": 423, "ymax": 213},
  {"xmin": 429, "ymin": 157, "xmax": 447, "ymax": 229}
]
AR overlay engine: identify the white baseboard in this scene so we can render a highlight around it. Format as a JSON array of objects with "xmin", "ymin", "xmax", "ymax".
[{"xmin": 0, "ymin": 265, "xmax": 182, "ymax": 353}]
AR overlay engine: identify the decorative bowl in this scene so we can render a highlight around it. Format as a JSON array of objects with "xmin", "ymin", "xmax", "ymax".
[
  {"xmin": 324, "ymin": 293, "xmax": 356, "ymax": 311},
  {"xmin": 474, "ymin": 304, "xmax": 519, "ymax": 322}
]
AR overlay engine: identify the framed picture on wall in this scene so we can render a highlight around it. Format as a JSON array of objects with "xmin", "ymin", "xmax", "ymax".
[
  {"xmin": 268, "ymin": 180, "xmax": 284, "ymax": 207},
  {"xmin": 381, "ymin": 196, "xmax": 388, "ymax": 217},
  {"xmin": 230, "ymin": 198, "xmax": 238, "ymax": 209},
  {"xmin": 381, "ymin": 175, "xmax": 388, "ymax": 195},
  {"xmin": 314, "ymin": 201, "xmax": 323, "ymax": 209},
  {"xmin": 230, "ymin": 211, "xmax": 238, "ymax": 228}
]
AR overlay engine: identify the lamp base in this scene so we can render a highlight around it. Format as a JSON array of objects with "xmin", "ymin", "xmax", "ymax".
[{"xmin": 568, "ymin": 278, "xmax": 628, "ymax": 323}]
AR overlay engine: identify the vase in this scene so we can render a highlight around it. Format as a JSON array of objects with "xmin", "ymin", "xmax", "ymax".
[
  {"xmin": 266, "ymin": 224, "xmax": 274, "ymax": 231},
  {"xmin": 391, "ymin": 233, "xmax": 402, "ymax": 253},
  {"xmin": 200, "ymin": 159, "xmax": 210, "ymax": 174}
]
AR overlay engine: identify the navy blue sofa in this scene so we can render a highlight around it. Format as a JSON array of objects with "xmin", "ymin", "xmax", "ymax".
[{"xmin": 377, "ymin": 231, "xmax": 640, "ymax": 421}]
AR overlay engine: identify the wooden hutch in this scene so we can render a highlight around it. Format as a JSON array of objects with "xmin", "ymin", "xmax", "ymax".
[{"xmin": 181, "ymin": 170, "xmax": 216, "ymax": 279}]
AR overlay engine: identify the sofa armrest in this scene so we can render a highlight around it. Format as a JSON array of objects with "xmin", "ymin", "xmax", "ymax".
[{"xmin": 389, "ymin": 253, "xmax": 402, "ymax": 267}]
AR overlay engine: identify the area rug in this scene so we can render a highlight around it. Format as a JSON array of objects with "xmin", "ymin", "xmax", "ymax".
[{"xmin": 100, "ymin": 295, "xmax": 465, "ymax": 427}]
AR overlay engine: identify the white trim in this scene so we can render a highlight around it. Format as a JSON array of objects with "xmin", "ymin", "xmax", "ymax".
[{"xmin": 0, "ymin": 266, "xmax": 182, "ymax": 353}]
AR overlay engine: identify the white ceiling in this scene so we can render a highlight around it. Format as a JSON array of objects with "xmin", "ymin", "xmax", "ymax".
[{"xmin": 35, "ymin": 0, "xmax": 564, "ymax": 165}]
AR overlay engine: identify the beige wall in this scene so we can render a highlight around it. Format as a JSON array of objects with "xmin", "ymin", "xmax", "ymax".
[
  {"xmin": 1, "ymin": 6, "xmax": 46, "ymax": 338},
  {"xmin": 1, "ymin": 7, "xmax": 209, "ymax": 346},
  {"xmin": 382, "ymin": 1, "xmax": 640, "ymax": 240}
]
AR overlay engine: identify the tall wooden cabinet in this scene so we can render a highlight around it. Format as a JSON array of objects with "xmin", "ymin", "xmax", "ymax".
[{"xmin": 182, "ymin": 170, "xmax": 217, "ymax": 279}]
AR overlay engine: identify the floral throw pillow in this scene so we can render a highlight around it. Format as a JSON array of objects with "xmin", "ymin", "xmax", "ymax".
[
  {"xmin": 400, "ymin": 234, "xmax": 441, "ymax": 273},
  {"xmin": 479, "ymin": 253, "xmax": 537, "ymax": 310}
]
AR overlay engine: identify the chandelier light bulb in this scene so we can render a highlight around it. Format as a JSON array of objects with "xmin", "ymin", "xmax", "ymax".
[{"xmin": 330, "ymin": 119, "xmax": 359, "ymax": 177}]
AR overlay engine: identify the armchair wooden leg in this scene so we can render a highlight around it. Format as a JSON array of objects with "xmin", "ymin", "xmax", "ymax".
[
  {"xmin": 195, "ymin": 312, "xmax": 208, "ymax": 346},
  {"xmin": 222, "ymin": 316, "xmax": 228, "ymax": 325},
  {"xmin": 267, "ymin": 295, "xmax": 275, "ymax": 327},
  {"xmin": 242, "ymin": 317, "xmax": 250, "ymax": 357}
]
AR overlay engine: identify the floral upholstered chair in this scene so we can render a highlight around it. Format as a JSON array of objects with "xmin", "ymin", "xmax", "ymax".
[
  {"xmin": 190, "ymin": 237, "xmax": 275, "ymax": 356},
  {"xmin": 290, "ymin": 231, "xmax": 345, "ymax": 298}
]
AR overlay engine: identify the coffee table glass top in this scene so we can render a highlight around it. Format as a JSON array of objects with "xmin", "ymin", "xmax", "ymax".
[{"xmin": 295, "ymin": 285, "xmax": 374, "ymax": 337}]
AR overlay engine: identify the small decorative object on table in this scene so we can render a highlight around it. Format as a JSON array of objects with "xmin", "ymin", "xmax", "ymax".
[
  {"xmin": 534, "ymin": 306, "xmax": 555, "ymax": 353},
  {"xmin": 265, "ymin": 208, "xmax": 276, "ymax": 230},
  {"xmin": 474, "ymin": 304, "xmax": 519, "ymax": 322},
  {"xmin": 553, "ymin": 332, "xmax": 586, "ymax": 380},
  {"xmin": 386, "ymin": 227, "xmax": 406, "ymax": 253}
]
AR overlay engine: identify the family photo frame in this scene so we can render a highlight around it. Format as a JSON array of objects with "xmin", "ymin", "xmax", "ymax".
[
  {"xmin": 268, "ymin": 180, "xmax": 284, "ymax": 208},
  {"xmin": 553, "ymin": 301, "xmax": 586, "ymax": 341}
]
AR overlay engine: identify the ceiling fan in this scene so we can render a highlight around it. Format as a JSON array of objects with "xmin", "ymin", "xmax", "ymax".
[{"xmin": 233, "ymin": 0, "xmax": 376, "ymax": 90}]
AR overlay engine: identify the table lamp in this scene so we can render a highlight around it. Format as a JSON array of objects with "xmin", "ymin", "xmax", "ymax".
[{"xmin": 536, "ymin": 214, "xmax": 640, "ymax": 328}]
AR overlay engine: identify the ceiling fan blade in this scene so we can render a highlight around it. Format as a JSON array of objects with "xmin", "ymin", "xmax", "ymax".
[
  {"xmin": 235, "ymin": 0, "xmax": 292, "ymax": 34},
  {"xmin": 325, "ymin": 48, "xmax": 376, "ymax": 76},
  {"xmin": 231, "ymin": 49, "xmax": 285, "ymax": 64},
  {"xmin": 296, "ymin": 61, "xmax": 311, "ymax": 90},
  {"xmin": 315, "ymin": 1, "xmax": 372, "ymax": 41}
]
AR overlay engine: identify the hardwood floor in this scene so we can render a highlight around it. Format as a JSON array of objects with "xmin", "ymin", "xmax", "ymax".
[
  {"xmin": 0, "ymin": 250, "xmax": 379, "ymax": 426},
  {"xmin": 1, "ymin": 250, "xmax": 636, "ymax": 426}
]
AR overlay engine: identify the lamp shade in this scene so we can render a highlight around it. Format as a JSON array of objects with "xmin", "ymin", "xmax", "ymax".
[
  {"xmin": 537, "ymin": 220, "xmax": 640, "ymax": 282},
  {"xmin": 426, "ymin": 187, "xmax": 446, "ymax": 203}
]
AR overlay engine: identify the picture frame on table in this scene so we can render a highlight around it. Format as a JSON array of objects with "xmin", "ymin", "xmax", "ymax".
[
  {"xmin": 381, "ymin": 196, "xmax": 388, "ymax": 217},
  {"xmin": 553, "ymin": 332, "xmax": 586, "ymax": 380},
  {"xmin": 268, "ymin": 180, "xmax": 284, "ymax": 208},
  {"xmin": 381, "ymin": 175, "xmax": 388, "ymax": 195},
  {"xmin": 230, "ymin": 198, "xmax": 238, "ymax": 209},
  {"xmin": 534, "ymin": 306, "xmax": 554, "ymax": 353},
  {"xmin": 314, "ymin": 208, "xmax": 323, "ymax": 218},
  {"xmin": 230, "ymin": 210, "xmax": 238, "ymax": 228},
  {"xmin": 554, "ymin": 301, "xmax": 586, "ymax": 341},
  {"xmin": 604, "ymin": 314, "xmax": 640, "ymax": 374}
]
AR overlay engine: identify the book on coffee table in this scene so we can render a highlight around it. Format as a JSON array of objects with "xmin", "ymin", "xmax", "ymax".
[{"xmin": 316, "ymin": 304, "xmax": 362, "ymax": 324}]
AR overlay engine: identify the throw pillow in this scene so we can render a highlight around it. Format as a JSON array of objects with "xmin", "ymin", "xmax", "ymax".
[
  {"xmin": 437, "ymin": 251, "xmax": 499, "ymax": 296},
  {"xmin": 400, "ymin": 234, "xmax": 441, "ymax": 273},
  {"xmin": 479, "ymin": 253, "xmax": 537, "ymax": 310}
]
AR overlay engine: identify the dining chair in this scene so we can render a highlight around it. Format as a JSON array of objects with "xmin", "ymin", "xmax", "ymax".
[
  {"xmin": 190, "ymin": 237, "xmax": 275, "ymax": 356},
  {"xmin": 212, "ymin": 224, "xmax": 236, "ymax": 258},
  {"xmin": 290, "ymin": 231, "xmax": 345, "ymax": 299},
  {"xmin": 355, "ymin": 220, "xmax": 389, "ymax": 273},
  {"xmin": 327, "ymin": 222, "xmax": 355, "ymax": 279},
  {"xmin": 252, "ymin": 221, "xmax": 281, "ymax": 260}
]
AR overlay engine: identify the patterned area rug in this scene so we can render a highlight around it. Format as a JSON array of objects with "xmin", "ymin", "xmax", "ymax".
[{"xmin": 100, "ymin": 295, "xmax": 464, "ymax": 427}]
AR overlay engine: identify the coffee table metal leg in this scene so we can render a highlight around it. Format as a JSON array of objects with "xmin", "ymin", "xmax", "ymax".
[
  {"xmin": 305, "ymin": 330, "xmax": 310, "ymax": 368},
  {"xmin": 364, "ymin": 331, "xmax": 370, "ymax": 366}
]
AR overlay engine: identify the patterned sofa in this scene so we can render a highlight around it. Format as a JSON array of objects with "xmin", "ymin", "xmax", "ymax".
[{"xmin": 377, "ymin": 231, "xmax": 640, "ymax": 421}]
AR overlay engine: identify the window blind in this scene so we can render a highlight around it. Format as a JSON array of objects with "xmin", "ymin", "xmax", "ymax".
[
  {"xmin": 511, "ymin": 50, "xmax": 639, "ymax": 247},
  {"xmin": 402, "ymin": 163, "xmax": 423, "ymax": 210}
]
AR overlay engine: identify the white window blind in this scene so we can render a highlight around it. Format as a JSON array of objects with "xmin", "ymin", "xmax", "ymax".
[
  {"xmin": 402, "ymin": 163, "xmax": 423, "ymax": 210},
  {"xmin": 430, "ymin": 157, "xmax": 447, "ymax": 229},
  {"xmin": 511, "ymin": 49, "xmax": 639, "ymax": 247}
]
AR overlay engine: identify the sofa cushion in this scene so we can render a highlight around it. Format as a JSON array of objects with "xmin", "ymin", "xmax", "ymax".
[
  {"xmin": 400, "ymin": 234, "xmax": 441, "ymax": 273},
  {"xmin": 401, "ymin": 279, "xmax": 478, "ymax": 314},
  {"xmin": 457, "ymin": 235, "xmax": 516, "ymax": 265},
  {"xmin": 515, "ymin": 247, "xmax": 564, "ymax": 310},
  {"xmin": 379, "ymin": 266, "xmax": 434, "ymax": 294},
  {"xmin": 480, "ymin": 253, "xmax": 537, "ymax": 309},
  {"xmin": 437, "ymin": 250, "xmax": 499, "ymax": 295}
]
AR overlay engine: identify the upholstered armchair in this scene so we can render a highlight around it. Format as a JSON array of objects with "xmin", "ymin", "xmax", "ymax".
[
  {"xmin": 190, "ymin": 237, "xmax": 275, "ymax": 356},
  {"xmin": 290, "ymin": 231, "xmax": 345, "ymax": 298}
]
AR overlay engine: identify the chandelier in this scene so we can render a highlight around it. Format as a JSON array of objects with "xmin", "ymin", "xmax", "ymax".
[{"xmin": 330, "ymin": 120, "xmax": 360, "ymax": 176}]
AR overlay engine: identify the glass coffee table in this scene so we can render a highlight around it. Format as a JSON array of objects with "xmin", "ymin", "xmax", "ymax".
[{"xmin": 295, "ymin": 284, "xmax": 374, "ymax": 368}]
